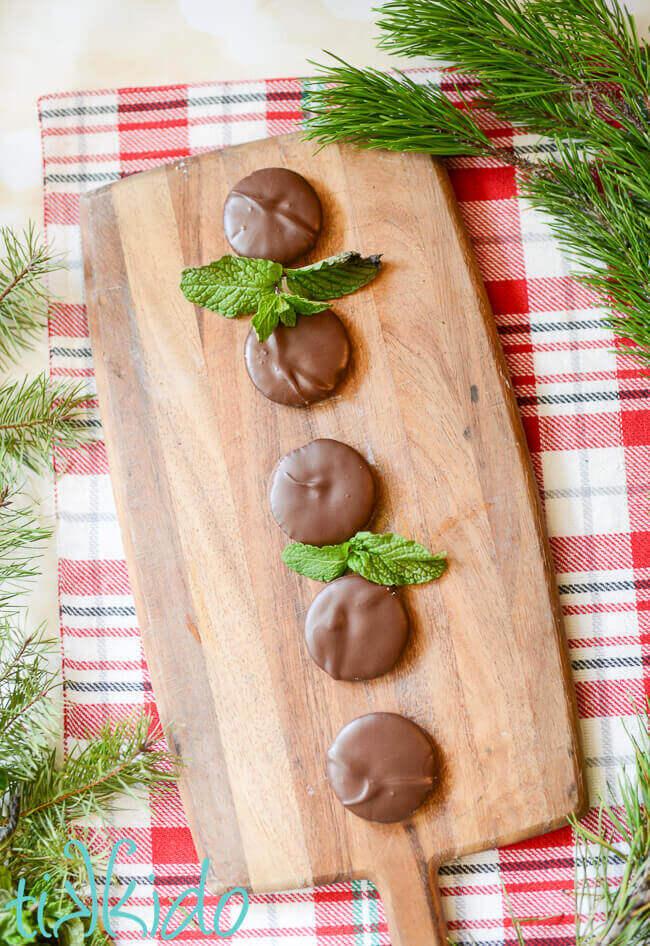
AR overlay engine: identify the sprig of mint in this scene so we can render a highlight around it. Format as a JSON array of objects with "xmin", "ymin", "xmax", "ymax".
[
  {"xmin": 179, "ymin": 256, "xmax": 281, "ymax": 320},
  {"xmin": 250, "ymin": 291, "xmax": 328, "ymax": 340},
  {"xmin": 180, "ymin": 251, "xmax": 381, "ymax": 343},
  {"xmin": 285, "ymin": 252, "xmax": 382, "ymax": 301},
  {"xmin": 282, "ymin": 531, "xmax": 447, "ymax": 586}
]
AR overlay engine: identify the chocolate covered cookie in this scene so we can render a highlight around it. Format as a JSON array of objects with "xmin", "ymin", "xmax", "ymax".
[
  {"xmin": 305, "ymin": 575, "xmax": 408, "ymax": 680},
  {"xmin": 244, "ymin": 310, "xmax": 350, "ymax": 407},
  {"xmin": 269, "ymin": 439, "xmax": 375, "ymax": 545},
  {"xmin": 223, "ymin": 167, "xmax": 322, "ymax": 264},
  {"xmin": 327, "ymin": 713, "xmax": 436, "ymax": 823}
]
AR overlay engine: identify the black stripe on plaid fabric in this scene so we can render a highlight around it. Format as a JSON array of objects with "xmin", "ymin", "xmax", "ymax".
[
  {"xmin": 559, "ymin": 578, "xmax": 648, "ymax": 594},
  {"xmin": 439, "ymin": 862, "xmax": 499, "ymax": 876},
  {"xmin": 71, "ymin": 418, "xmax": 103, "ymax": 429},
  {"xmin": 95, "ymin": 873, "xmax": 202, "ymax": 886},
  {"xmin": 571, "ymin": 655, "xmax": 650, "ymax": 670},
  {"xmin": 60, "ymin": 605, "xmax": 137, "ymax": 616},
  {"xmin": 51, "ymin": 347, "xmax": 93, "ymax": 357},
  {"xmin": 40, "ymin": 89, "xmax": 303, "ymax": 120},
  {"xmin": 45, "ymin": 173, "xmax": 121, "ymax": 184},
  {"xmin": 498, "ymin": 318, "xmax": 605, "ymax": 334},
  {"xmin": 518, "ymin": 389, "xmax": 650, "ymax": 407},
  {"xmin": 572, "ymin": 657, "xmax": 644, "ymax": 670}
]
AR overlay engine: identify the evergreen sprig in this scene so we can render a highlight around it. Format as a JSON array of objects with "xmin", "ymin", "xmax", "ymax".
[
  {"xmin": 0, "ymin": 622, "xmax": 178, "ymax": 943},
  {"xmin": 504, "ymin": 708, "xmax": 650, "ymax": 946},
  {"xmin": 303, "ymin": 0, "xmax": 650, "ymax": 367},
  {"xmin": 0, "ymin": 623, "xmax": 59, "ymax": 788},
  {"xmin": 524, "ymin": 142, "xmax": 650, "ymax": 360},
  {"xmin": 377, "ymin": 0, "xmax": 649, "ymax": 137},
  {"xmin": 8, "ymin": 714, "xmax": 177, "ymax": 895},
  {"xmin": 306, "ymin": 57, "xmax": 493, "ymax": 156},
  {"xmin": 0, "ymin": 487, "xmax": 51, "ymax": 613},
  {"xmin": 0, "ymin": 224, "xmax": 176, "ymax": 944},
  {"xmin": 0, "ymin": 225, "xmax": 64, "ymax": 369},
  {"xmin": 569, "ymin": 710, "xmax": 650, "ymax": 946},
  {"xmin": 0, "ymin": 373, "xmax": 90, "ymax": 477}
]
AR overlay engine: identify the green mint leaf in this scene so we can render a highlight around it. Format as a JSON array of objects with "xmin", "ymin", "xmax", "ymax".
[
  {"xmin": 281, "ymin": 532, "xmax": 447, "ymax": 586},
  {"xmin": 278, "ymin": 304, "xmax": 297, "ymax": 327},
  {"xmin": 347, "ymin": 548, "xmax": 398, "ymax": 585},
  {"xmin": 251, "ymin": 293, "xmax": 283, "ymax": 342},
  {"xmin": 280, "ymin": 293, "xmax": 331, "ymax": 316},
  {"xmin": 285, "ymin": 252, "xmax": 381, "ymax": 300},
  {"xmin": 180, "ymin": 255, "xmax": 282, "ymax": 319},
  {"xmin": 282, "ymin": 541, "xmax": 350, "ymax": 582},
  {"xmin": 272, "ymin": 296, "xmax": 293, "ymax": 334},
  {"xmin": 348, "ymin": 532, "xmax": 447, "ymax": 586}
]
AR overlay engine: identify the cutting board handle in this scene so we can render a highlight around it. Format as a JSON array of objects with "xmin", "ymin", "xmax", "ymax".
[{"xmin": 373, "ymin": 839, "xmax": 447, "ymax": 946}]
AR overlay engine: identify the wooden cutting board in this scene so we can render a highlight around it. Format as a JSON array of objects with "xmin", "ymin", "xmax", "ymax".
[{"xmin": 80, "ymin": 133, "xmax": 585, "ymax": 946}]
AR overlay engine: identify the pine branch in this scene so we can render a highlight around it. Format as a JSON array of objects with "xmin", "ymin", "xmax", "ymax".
[
  {"xmin": 304, "ymin": 57, "xmax": 550, "ymax": 175},
  {"xmin": 0, "ymin": 622, "xmax": 178, "ymax": 908},
  {"xmin": 376, "ymin": 0, "xmax": 650, "ymax": 139},
  {"xmin": 0, "ymin": 373, "xmax": 90, "ymax": 476},
  {"xmin": 499, "ymin": 708, "xmax": 650, "ymax": 946},
  {"xmin": 0, "ymin": 223, "xmax": 65, "ymax": 368},
  {"xmin": 0, "ymin": 225, "xmax": 159, "ymax": 942},
  {"xmin": 305, "ymin": 57, "xmax": 493, "ymax": 155},
  {"xmin": 0, "ymin": 625, "xmax": 176, "ymax": 887},
  {"xmin": 522, "ymin": 144, "xmax": 650, "ymax": 360},
  {"xmin": 8, "ymin": 716, "xmax": 177, "ymax": 895},
  {"xmin": 0, "ymin": 622, "xmax": 59, "ymax": 787},
  {"xmin": 20, "ymin": 715, "xmax": 176, "ymax": 824},
  {"xmin": 569, "ymin": 710, "xmax": 650, "ymax": 946},
  {"xmin": 303, "ymin": 0, "xmax": 650, "ymax": 368},
  {"xmin": 0, "ymin": 485, "xmax": 52, "ymax": 611}
]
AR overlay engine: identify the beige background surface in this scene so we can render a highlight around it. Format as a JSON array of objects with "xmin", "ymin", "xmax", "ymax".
[{"xmin": 1, "ymin": 0, "xmax": 649, "ymax": 680}]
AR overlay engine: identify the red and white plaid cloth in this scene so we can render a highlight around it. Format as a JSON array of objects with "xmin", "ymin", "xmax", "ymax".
[{"xmin": 39, "ymin": 71, "xmax": 649, "ymax": 945}]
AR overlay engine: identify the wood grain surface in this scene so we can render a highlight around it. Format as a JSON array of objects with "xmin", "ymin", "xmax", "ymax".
[{"xmin": 80, "ymin": 133, "xmax": 585, "ymax": 946}]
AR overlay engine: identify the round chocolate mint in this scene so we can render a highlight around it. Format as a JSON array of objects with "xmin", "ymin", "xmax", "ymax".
[
  {"xmin": 223, "ymin": 167, "xmax": 322, "ymax": 264},
  {"xmin": 305, "ymin": 575, "xmax": 409, "ymax": 681},
  {"xmin": 269, "ymin": 439, "xmax": 375, "ymax": 545},
  {"xmin": 327, "ymin": 713, "xmax": 436, "ymax": 823},
  {"xmin": 244, "ymin": 310, "xmax": 350, "ymax": 407}
]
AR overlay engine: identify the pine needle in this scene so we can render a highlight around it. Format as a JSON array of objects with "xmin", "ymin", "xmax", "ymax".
[
  {"xmin": 0, "ymin": 485, "xmax": 52, "ymax": 612},
  {"xmin": 0, "ymin": 622, "xmax": 59, "ymax": 788},
  {"xmin": 569, "ymin": 710, "xmax": 650, "ymax": 946},
  {"xmin": 304, "ymin": 55, "xmax": 492, "ymax": 155},
  {"xmin": 303, "ymin": 0, "xmax": 650, "ymax": 368},
  {"xmin": 494, "ymin": 708, "xmax": 650, "ymax": 946},
  {"xmin": 0, "ymin": 373, "xmax": 91, "ymax": 477},
  {"xmin": 0, "ymin": 223, "xmax": 65, "ymax": 368},
  {"xmin": 0, "ymin": 225, "xmax": 166, "ymax": 941},
  {"xmin": 522, "ymin": 143, "xmax": 650, "ymax": 361},
  {"xmin": 376, "ymin": 0, "xmax": 650, "ymax": 136},
  {"xmin": 9, "ymin": 715, "xmax": 177, "ymax": 895},
  {"xmin": 0, "ymin": 622, "xmax": 178, "ymax": 915}
]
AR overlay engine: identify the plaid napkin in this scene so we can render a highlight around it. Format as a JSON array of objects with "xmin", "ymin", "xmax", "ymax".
[{"xmin": 38, "ymin": 71, "xmax": 648, "ymax": 946}]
